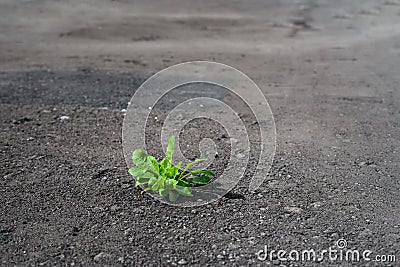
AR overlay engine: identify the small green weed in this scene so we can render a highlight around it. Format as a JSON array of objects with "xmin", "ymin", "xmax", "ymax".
[{"xmin": 128, "ymin": 136, "xmax": 215, "ymax": 202}]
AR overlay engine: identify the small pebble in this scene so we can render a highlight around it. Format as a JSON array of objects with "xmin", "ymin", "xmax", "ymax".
[
  {"xmin": 59, "ymin": 115, "xmax": 70, "ymax": 121},
  {"xmin": 178, "ymin": 259, "xmax": 187, "ymax": 265}
]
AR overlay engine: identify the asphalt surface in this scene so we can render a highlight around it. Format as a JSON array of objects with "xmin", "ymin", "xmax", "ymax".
[{"xmin": 1, "ymin": 0, "xmax": 400, "ymax": 266}]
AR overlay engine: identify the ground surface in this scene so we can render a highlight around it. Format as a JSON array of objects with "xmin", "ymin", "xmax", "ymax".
[{"xmin": 1, "ymin": 0, "xmax": 400, "ymax": 266}]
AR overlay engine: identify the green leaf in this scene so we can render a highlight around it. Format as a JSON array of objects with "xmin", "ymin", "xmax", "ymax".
[
  {"xmin": 174, "ymin": 185, "xmax": 192, "ymax": 196},
  {"xmin": 160, "ymin": 179, "xmax": 178, "ymax": 197},
  {"xmin": 148, "ymin": 156, "xmax": 159, "ymax": 173},
  {"xmin": 166, "ymin": 178, "xmax": 178, "ymax": 186},
  {"xmin": 167, "ymin": 162, "xmax": 182, "ymax": 179},
  {"xmin": 165, "ymin": 136, "xmax": 175, "ymax": 163},
  {"xmin": 128, "ymin": 167, "xmax": 142, "ymax": 177},
  {"xmin": 132, "ymin": 149, "xmax": 149, "ymax": 167},
  {"xmin": 135, "ymin": 177, "xmax": 151, "ymax": 186},
  {"xmin": 148, "ymin": 176, "xmax": 158, "ymax": 188},
  {"xmin": 166, "ymin": 165, "xmax": 181, "ymax": 179},
  {"xmin": 183, "ymin": 158, "xmax": 207, "ymax": 172},
  {"xmin": 159, "ymin": 158, "xmax": 171, "ymax": 176},
  {"xmin": 178, "ymin": 158, "xmax": 207, "ymax": 180},
  {"xmin": 187, "ymin": 176, "xmax": 211, "ymax": 185},
  {"xmin": 168, "ymin": 190, "xmax": 180, "ymax": 202},
  {"xmin": 189, "ymin": 169, "xmax": 216, "ymax": 177},
  {"xmin": 131, "ymin": 149, "xmax": 157, "ymax": 174},
  {"xmin": 176, "ymin": 161, "xmax": 182, "ymax": 170},
  {"xmin": 177, "ymin": 180, "xmax": 190, "ymax": 187},
  {"xmin": 129, "ymin": 167, "xmax": 156, "ymax": 179},
  {"xmin": 151, "ymin": 178, "xmax": 165, "ymax": 192}
]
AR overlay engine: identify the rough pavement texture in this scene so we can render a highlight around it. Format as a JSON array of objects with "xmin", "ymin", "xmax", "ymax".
[{"xmin": 1, "ymin": 0, "xmax": 399, "ymax": 266}]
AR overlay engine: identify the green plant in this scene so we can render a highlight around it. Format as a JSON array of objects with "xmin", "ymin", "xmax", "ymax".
[{"xmin": 128, "ymin": 136, "xmax": 215, "ymax": 202}]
